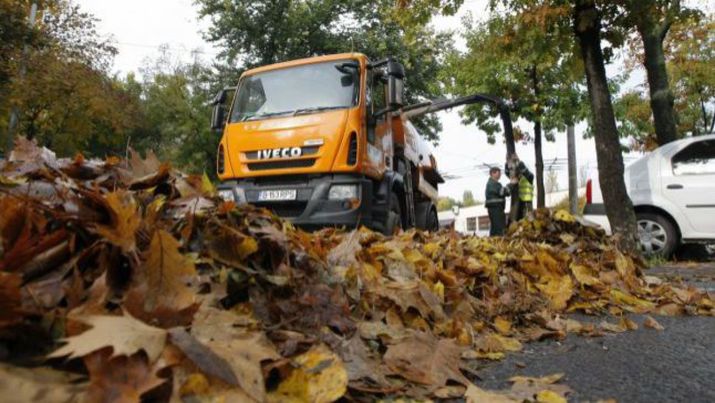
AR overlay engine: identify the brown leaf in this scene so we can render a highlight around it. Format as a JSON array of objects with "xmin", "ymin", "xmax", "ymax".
[
  {"xmin": 0, "ymin": 363, "xmax": 86, "ymax": 403},
  {"xmin": 339, "ymin": 334, "xmax": 389, "ymax": 385},
  {"xmin": 384, "ymin": 331, "xmax": 469, "ymax": 388},
  {"xmin": 167, "ymin": 327, "xmax": 239, "ymax": 387},
  {"xmin": 49, "ymin": 313, "xmax": 167, "ymax": 362},
  {"xmin": 190, "ymin": 307, "xmax": 280, "ymax": 401},
  {"xmin": 465, "ymin": 383, "xmax": 519, "ymax": 403},
  {"xmin": 84, "ymin": 349, "xmax": 166, "ymax": 403},
  {"xmin": 92, "ymin": 191, "xmax": 141, "ymax": 253},
  {"xmin": 508, "ymin": 373, "xmax": 572, "ymax": 401},
  {"xmin": 128, "ymin": 148, "xmax": 162, "ymax": 179},
  {"xmin": 643, "ymin": 315, "xmax": 665, "ymax": 331},
  {"xmin": 0, "ymin": 272, "xmax": 23, "ymax": 327},
  {"xmin": 138, "ymin": 230, "xmax": 197, "ymax": 313}
]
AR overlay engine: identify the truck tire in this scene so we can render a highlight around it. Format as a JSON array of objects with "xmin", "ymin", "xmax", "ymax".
[
  {"xmin": 426, "ymin": 207, "xmax": 439, "ymax": 232},
  {"xmin": 636, "ymin": 212, "xmax": 678, "ymax": 258},
  {"xmin": 384, "ymin": 193, "xmax": 402, "ymax": 236}
]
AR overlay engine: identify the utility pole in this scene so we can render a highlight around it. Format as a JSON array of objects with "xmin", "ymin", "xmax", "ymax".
[
  {"xmin": 5, "ymin": 2, "xmax": 39, "ymax": 153},
  {"xmin": 567, "ymin": 124, "xmax": 578, "ymax": 215}
]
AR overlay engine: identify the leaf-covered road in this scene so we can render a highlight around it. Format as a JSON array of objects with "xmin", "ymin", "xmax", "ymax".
[{"xmin": 475, "ymin": 262, "xmax": 715, "ymax": 403}]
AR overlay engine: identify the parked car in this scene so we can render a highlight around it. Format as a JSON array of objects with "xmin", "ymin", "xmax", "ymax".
[{"xmin": 584, "ymin": 134, "xmax": 715, "ymax": 257}]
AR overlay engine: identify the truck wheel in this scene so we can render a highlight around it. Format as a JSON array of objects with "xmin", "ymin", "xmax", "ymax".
[
  {"xmin": 426, "ymin": 208, "xmax": 439, "ymax": 232},
  {"xmin": 636, "ymin": 212, "xmax": 678, "ymax": 258},
  {"xmin": 384, "ymin": 193, "xmax": 402, "ymax": 236}
]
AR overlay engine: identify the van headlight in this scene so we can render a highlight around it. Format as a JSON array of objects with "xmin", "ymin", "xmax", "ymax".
[{"xmin": 328, "ymin": 184, "xmax": 358, "ymax": 200}]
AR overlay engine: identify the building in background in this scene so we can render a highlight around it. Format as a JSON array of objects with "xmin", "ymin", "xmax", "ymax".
[{"xmin": 439, "ymin": 188, "xmax": 585, "ymax": 236}]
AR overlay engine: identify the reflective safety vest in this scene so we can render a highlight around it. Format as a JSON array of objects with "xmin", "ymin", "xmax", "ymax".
[{"xmin": 518, "ymin": 176, "xmax": 533, "ymax": 202}]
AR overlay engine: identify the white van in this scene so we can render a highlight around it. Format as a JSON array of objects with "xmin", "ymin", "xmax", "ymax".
[{"xmin": 583, "ymin": 134, "xmax": 715, "ymax": 257}]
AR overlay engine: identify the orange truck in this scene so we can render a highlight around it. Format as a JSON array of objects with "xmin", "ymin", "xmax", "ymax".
[{"xmin": 211, "ymin": 53, "xmax": 515, "ymax": 234}]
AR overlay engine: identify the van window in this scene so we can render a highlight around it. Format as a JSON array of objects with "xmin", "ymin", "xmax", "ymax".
[{"xmin": 672, "ymin": 140, "xmax": 715, "ymax": 175}]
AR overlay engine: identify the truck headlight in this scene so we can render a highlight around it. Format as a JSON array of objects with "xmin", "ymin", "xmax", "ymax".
[
  {"xmin": 218, "ymin": 189, "xmax": 235, "ymax": 202},
  {"xmin": 328, "ymin": 184, "xmax": 358, "ymax": 200}
]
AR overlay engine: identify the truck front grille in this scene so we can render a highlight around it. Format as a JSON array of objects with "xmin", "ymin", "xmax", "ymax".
[
  {"xmin": 256, "ymin": 201, "xmax": 307, "ymax": 218},
  {"xmin": 247, "ymin": 158, "xmax": 316, "ymax": 171}
]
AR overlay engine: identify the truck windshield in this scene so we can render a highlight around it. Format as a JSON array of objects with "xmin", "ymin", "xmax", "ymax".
[{"xmin": 230, "ymin": 60, "xmax": 360, "ymax": 122}]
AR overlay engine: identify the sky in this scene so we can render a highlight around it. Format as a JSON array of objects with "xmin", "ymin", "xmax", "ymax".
[{"xmin": 75, "ymin": 0, "xmax": 647, "ymax": 200}]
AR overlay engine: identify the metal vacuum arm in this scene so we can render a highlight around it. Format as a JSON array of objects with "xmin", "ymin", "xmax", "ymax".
[{"xmin": 402, "ymin": 93, "xmax": 516, "ymax": 156}]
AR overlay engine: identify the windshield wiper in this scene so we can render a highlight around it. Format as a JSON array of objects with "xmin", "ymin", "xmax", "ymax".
[
  {"xmin": 240, "ymin": 110, "xmax": 295, "ymax": 122},
  {"xmin": 292, "ymin": 106, "xmax": 346, "ymax": 116}
]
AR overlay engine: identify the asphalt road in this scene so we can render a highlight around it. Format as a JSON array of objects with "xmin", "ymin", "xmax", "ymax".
[{"xmin": 473, "ymin": 262, "xmax": 715, "ymax": 403}]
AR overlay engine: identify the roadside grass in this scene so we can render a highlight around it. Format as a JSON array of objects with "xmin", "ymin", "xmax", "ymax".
[{"xmin": 645, "ymin": 254, "xmax": 669, "ymax": 268}]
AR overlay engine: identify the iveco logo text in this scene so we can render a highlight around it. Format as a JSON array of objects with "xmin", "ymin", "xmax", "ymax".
[{"xmin": 257, "ymin": 147, "xmax": 302, "ymax": 159}]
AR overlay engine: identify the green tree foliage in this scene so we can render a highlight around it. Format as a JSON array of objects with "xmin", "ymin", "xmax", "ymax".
[
  {"xmin": 0, "ymin": 0, "xmax": 36, "ymax": 90},
  {"xmin": 666, "ymin": 14, "xmax": 715, "ymax": 135},
  {"xmin": 1, "ymin": 0, "xmax": 139, "ymax": 156},
  {"xmin": 137, "ymin": 50, "xmax": 219, "ymax": 176},
  {"xmin": 194, "ymin": 0, "xmax": 452, "ymax": 142},
  {"xmin": 618, "ymin": 0, "xmax": 700, "ymax": 146},
  {"xmin": 444, "ymin": 9, "xmax": 585, "ymax": 207},
  {"xmin": 462, "ymin": 190, "xmax": 476, "ymax": 207},
  {"xmin": 437, "ymin": 196, "xmax": 457, "ymax": 211},
  {"xmin": 615, "ymin": 13, "xmax": 715, "ymax": 149}
]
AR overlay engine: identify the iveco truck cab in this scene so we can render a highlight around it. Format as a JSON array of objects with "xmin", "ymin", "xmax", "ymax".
[{"xmin": 211, "ymin": 53, "xmax": 444, "ymax": 234}]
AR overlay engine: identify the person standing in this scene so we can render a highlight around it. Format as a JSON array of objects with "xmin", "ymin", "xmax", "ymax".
[
  {"xmin": 485, "ymin": 167, "xmax": 511, "ymax": 236},
  {"xmin": 506, "ymin": 153, "xmax": 534, "ymax": 220}
]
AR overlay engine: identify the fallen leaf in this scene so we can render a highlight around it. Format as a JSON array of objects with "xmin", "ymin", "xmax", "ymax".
[
  {"xmin": 536, "ymin": 275, "xmax": 573, "ymax": 310},
  {"xmin": 49, "ymin": 313, "xmax": 167, "ymax": 362},
  {"xmin": 268, "ymin": 344, "xmax": 348, "ymax": 403},
  {"xmin": 190, "ymin": 307, "xmax": 280, "ymax": 401},
  {"xmin": 508, "ymin": 373, "xmax": 572, "ymax": 401},
  {"xmin": 384, "ymin": 331, "xmax": 469, "ymax": 387},
  {"xmin": 537, "ymin": 389, "xmax": 568, "ymax": 403},
  {"xmin": 643, "ymin": 315, "xmax": 665, "ymax": 331},
  {"xmin": 139, "ymin": 230, "xmax": 197, "ymax": 313},
  {"xmin": 167, "ymin": 327, "xmax": 239, "ymax": 387},
  {"xmin": 84, "ymin": 349, "xmax": 166, "ymax": 402},
  {"xmin": 494, "ymin": 316, "xmax": 512, "ymax": 334},
  {"xmin": 464, "ymin": 383, "xmax": 518, "ymax": 403},
  {"xmin": 0, "ymin": 272, "xmax": 23, "ymax": 327},
  {"xmin": 92, "ymin": 191, "xmax": 141, "ymax": 253},
  {"xmin": 0, "ymin": 363, "xmax": 86, "ymax": 403}
]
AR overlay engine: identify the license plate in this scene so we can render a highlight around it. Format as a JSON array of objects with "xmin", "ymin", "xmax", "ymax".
[{"xmin": 258, "ymin": 189, "xmax": 297, "ymax": 201}]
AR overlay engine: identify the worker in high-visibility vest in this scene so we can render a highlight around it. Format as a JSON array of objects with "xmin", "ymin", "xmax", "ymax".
[
  {"xmin": 505, "ymin": 153, "xmax": 535, "ymax": 221},
  {"xmin": 485, "ymin": 166, "xmax": 511, "ymax": 236}
]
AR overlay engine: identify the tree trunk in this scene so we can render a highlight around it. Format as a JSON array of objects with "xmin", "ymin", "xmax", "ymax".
[
  {"xmin": 640, "ymin": 28, "xmax": 678, "ymax": 145},
  {"xmin": 573, "ymin": 0, "xmax": 639, "ymax": 254},
  {"xmin": 531, "ymin": 65, "xmax": 545, "ymax": 209},
  {"xmin": 534, "ymin": 120, "xmax": 545, "ymax": 208}
]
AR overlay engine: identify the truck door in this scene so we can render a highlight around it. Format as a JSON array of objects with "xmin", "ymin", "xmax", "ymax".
[
  {"xmin": 662, "ymin": 138, "xmax": 715, "ymax": 238},
  {"xmin": 364, "ymin": 71, "xmax": 390, "ymax": 176}
]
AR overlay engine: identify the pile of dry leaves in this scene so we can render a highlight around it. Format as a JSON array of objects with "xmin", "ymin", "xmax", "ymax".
[{"xmin": 0, "ymin": 138, "xmax": 712, "ymax": 402}]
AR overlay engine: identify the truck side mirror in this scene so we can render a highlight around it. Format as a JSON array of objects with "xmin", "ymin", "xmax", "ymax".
[
  {"xmin": 387, "ymin": 60, "xmax": 405, "ymax": 109},
  {"xmin": 211, "ymin": 104, "xmax": 226, "ymax": 131},
  {"xmin": 210, "ymin": 87, "xmax": 234, "ymax": 131},
  {"xmin": 388, "ymin": 75, "xmax": 404, "ymax": 109}
]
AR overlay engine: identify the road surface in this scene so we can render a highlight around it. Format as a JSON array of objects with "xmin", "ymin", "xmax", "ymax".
[{"xmin": 474, "ymin": 262, "xmax": 715, "ymax": 402}]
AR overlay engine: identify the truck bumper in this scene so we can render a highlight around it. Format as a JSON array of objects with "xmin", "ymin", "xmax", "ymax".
[{"xmin": 217, "ymin": 174, "xmax": 375, "ymax": 229}]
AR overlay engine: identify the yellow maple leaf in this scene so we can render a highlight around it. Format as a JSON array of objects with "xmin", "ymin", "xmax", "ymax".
[
  {"xmin": 93, "ymin": 191, "xmax": 141, "ymax": 253},
  {"xmin": 536, "ymin": 275, "xmax": 574, "ymax": 310},
  {"xmin": 536, "ymin": 389, "xmax": 567, "ymax": 403},
  {"xmin": 142, "ymin": 230, "xmax": 197, "ymax": 311},
  {"xmin": 268, "ymin": 344, "xmax": 348, "ymax": 403}
]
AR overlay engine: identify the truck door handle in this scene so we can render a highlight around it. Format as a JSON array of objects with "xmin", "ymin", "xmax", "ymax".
[{"xmin": 667, "ymin": 184, "xmax": 683, "ymax": 189}]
